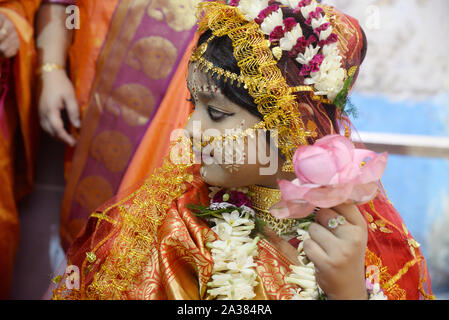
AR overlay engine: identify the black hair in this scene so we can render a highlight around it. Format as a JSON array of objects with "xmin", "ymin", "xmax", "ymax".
[{"xmin": 197, "ymin": 29, "xmax": 262, "ymax": 118}]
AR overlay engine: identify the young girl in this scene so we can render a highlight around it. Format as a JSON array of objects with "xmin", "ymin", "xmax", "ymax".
[{"xmin": 50, "ymin": 0, "xmax": 434, "ymax": 300}]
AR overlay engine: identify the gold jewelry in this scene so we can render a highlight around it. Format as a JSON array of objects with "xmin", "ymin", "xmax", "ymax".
[
  {"xmin": 36, "ymin": 62, "xmax": 64, "ymax": 75},
  {"xmin": 191, "ymin": 34, "xmax": 333, "ymax": 106},
  {"xmin": 193, "ymin": 3, "xmax": 326, "ymax": 171},
  {"xmin": 199, "ymin": 122, "xmax": 265, "ymax": 147},
  {"xmin": 248, "ymin": 185, "xmax": 300, "ymax": 235}
]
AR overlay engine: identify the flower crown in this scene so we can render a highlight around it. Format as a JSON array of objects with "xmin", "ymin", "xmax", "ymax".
[
  {"xmin": 191, "ymin": 0, "xmax": 356, "ymax": 171},
  {"xmin": 232, "ymin": 0, "xmax": 346, "ymax": 100}
]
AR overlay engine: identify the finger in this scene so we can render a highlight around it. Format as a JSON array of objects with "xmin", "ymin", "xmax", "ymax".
[
  {"xmin": 307, "ymin": 222, "xmax": 340, "ymax": 255},
  {"xmin": 63, "ymin": 93, "xmax": 81, "ymax": 128},
  {"xmin": 332, "ymin": 204, "xmax": 366, "ymax": 228},
  {"xmin": 48, "ymin": 111, "xmax": 76, "ymax": 146},
  {"xmin": 302, "ymin": 239, "xmax": 331, "ymax": 273}
]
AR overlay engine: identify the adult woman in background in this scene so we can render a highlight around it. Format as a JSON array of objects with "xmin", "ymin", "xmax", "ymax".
[
  {"xmin": 36, "ymin": 0, "xmax": 203, "ymax": 250},
  {"xmin": 0, "ymin": 0, "xmax": 41, "ymax": 299}
]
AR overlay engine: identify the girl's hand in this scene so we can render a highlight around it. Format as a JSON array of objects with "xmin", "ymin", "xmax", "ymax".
[
  {"xmin": 304, "ymin": 204, "xmax": 369, "ymax": 300},
  {"xmin": 0, "ymin": 13, "xmax": 20, "ymax": 58}
]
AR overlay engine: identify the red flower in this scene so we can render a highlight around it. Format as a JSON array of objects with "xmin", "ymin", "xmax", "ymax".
[{"xmin": 212, "ymin": 189, "xmax": 252, "ymax": 208}]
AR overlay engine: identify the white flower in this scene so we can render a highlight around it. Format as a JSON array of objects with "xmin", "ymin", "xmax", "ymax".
[
  {"xmin": 311, "ymin": 16, "xmax": 328, "ymax": 30},
  {"xmin": 279, "ymin": 0, "xmax": 300, "ymax": 9},
  {"xmin": 238, "ymin": 0, "xmax": 269, "ymax": 21},
  {"xmin": 303, "ymin": 42, "xmax": 345, "ymax": 100},
  {"xmin": 212, "ymin": 222, "xmax": 233, "ymax": 240},
  {"xmin": 260, "ymin": 8, "xmax": 283, "ymax": 35},
  {"xmin": 222, "ymin": 211, "xmax": 251, "ymax": 227},
  {"xmin": 240, "ymin": 268, "xmax": 258, "ymax": 282},
  {"xmin": 240, "ymin": 236, "xmax": 260, "ymax": 256},
  {"xmin": 227, "ymin": 254, "xmax": 256, "ymax": 273},
  {"xmin": 307, "ymin": 66, "xmax": 345, "ymax": 100},
  {"xmin": 208, "ymin": 238, "xmax": 232, "ymax": 252},
  {"xmin": 318, "ymin": 25, "xmax": 333, "ymax": 41},
  {"xmin": 295, "ymin": 44, "xmax": 320, "ymax": 65},
  {"xmin": 300, "ymin": 1, "xmax": 317, "ymax": 18},
  {"xmin": 207, "ymin": 285, "xmax": 232, "ymax": 298},
  {"xmin": 233, "ymin": 280, "xmax": 257, "ymax": 300},
  {"xmin": 210, "ymin": 273, "xmax": 233, "ymax": 286},
  {"xmin": 280, "ymin": 24, "xmax": 303, "ymax": 51},
  {"xmin": 322, "ymin": 42, "xmax": 340, "ymax": 58}
]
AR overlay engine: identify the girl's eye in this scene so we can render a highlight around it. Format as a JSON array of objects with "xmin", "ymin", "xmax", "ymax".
[{"xmin": 207, "ymin": 106, "xmax": 234, "ymax": 122}]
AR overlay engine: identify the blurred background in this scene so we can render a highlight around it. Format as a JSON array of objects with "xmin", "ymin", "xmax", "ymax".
[
  {"xmin": 10, "ymin": 0, "xmax": 449, "ymax": 299},
  {"xmin": 327, "ymin": 0, "xmax": 449, "ymax": 299}
]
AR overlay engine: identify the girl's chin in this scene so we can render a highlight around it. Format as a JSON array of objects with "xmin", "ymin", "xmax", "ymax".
[{"xmin": 200, "ymin": 164, "xmax": 241, "ymax": 188}]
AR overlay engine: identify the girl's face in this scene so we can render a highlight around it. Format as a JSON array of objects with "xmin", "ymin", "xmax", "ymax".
[{"xmin": 185, "ymin": 63, "xmax": 295, "ymax": 188}]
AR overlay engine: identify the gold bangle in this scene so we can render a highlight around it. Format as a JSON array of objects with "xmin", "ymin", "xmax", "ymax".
[{"xmin": 36, "ymin": 63, "xmax": 65, "ymax": 75}]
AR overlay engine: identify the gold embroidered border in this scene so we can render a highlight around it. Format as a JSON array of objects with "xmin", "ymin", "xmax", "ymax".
[{"xmin": 365, "ymin": 249, "xmax": 406, "ymax": 300}]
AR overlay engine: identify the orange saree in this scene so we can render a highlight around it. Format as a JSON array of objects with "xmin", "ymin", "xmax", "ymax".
[{"xmin": 0, "ymin": 0, "xmax": 41, "ymax": 299}]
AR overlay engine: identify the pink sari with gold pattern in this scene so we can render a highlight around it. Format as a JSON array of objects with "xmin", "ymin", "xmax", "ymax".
[{"xmin": 41, "ymin": 0, "xmax": 203, "ymax": 250}]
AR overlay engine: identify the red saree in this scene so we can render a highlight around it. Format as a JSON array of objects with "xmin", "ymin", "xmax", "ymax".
[
  {"xmin": 50, "ymin": 166, "xmax": 433, "ymax": 300},
  {"xmin": 48, "ymin": 1, "xmax": 434, "ymax": 300}
]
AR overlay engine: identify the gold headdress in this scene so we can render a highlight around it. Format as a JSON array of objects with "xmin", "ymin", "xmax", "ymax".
[{"xmin": 190, "ymin": 0, "xmax": 365, "ymax": 171}]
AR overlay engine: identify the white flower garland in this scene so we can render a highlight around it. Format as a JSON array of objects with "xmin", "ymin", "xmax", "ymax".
[
  {"xmin": 286, "ymin": 225, "xmax": 323, "ymax": 299},
  {"xmin": 204, "ymin": 188, "xmax": 388, "ymax": 300},
  {"xmin": 207, "ymin": 208, "xmax": 261, "ymax": 300}
]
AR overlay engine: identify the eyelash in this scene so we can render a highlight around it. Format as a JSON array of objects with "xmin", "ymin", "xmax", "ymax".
[
  {"xmin": 187, "ymin": 97, "xmax": 234, "ymax": 122},
  {"xmin": 207, "ymin": 106, "xmax": 234, "ymax": 122}
]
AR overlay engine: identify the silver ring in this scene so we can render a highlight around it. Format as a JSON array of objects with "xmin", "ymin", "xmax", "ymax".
[{"xmin": 328, "ymin": 215, "xmax": 347, "ymax": 229}]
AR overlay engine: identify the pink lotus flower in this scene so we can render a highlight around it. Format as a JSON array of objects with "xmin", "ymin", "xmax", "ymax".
[{"xmin": 271, "ymin": 135, "xmax": 388, "ymax": 219}]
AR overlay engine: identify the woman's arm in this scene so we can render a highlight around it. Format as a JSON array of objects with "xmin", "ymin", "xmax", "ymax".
[{"xmin": 36, "ymin": 2, "xmax": 79, "ymax": 146}]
